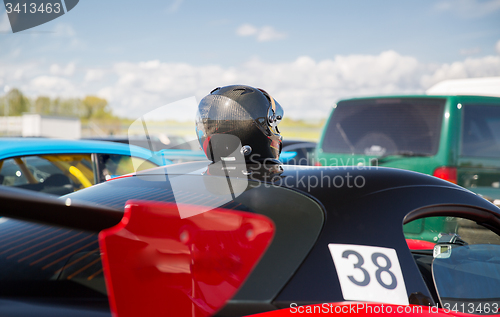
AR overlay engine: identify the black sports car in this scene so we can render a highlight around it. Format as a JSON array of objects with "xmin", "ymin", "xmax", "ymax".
[{"xmin": 0, "ymin": 161, "xmax": 499, "ymax": 317}]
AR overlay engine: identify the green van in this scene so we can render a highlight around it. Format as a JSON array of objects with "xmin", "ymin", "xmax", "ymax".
[{"xmin": 316, "ymin": 94, "xmax": 500, "ymax": 241}]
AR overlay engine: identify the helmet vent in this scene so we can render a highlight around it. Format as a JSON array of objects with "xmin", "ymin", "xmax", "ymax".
[{"xmin": 232, "ymin": 87, "xmax": 254, "ymax": 95}]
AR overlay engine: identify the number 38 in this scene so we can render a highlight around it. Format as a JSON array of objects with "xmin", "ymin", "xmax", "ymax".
[{"xmin": 342, "ymin": 250, "xmax": 397, "ymax": 289}]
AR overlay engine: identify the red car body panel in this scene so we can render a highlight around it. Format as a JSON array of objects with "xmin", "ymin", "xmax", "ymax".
[
  {"xmin": 405, "ymin": 239, "xmax": 436, "ymax": 250},
  {"xmin": 99, "ymin": 201, "xmax": 275, "ymax": 317}
]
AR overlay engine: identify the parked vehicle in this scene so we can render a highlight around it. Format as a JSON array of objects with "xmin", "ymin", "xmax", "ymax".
[
  {"xmin": 316, "ymin": 94, "xmax": 500, "ymax": 206},
  {"xmin": 0, "ymin": 138, "xmax": 166, "ymax": 195}
]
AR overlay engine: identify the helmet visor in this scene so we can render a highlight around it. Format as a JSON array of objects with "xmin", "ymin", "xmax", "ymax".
[{"xmin": 266, "ymin": 97, "xmax": 284, "ymax": 134}]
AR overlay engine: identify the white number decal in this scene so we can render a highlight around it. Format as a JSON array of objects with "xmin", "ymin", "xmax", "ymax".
[{"xmin": 329, "ymin": 244, "xmax": 409, "ymax": 305}]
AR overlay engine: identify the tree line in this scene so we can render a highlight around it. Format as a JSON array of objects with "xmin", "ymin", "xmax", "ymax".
[{"xmin": 0, "ymin": 88, "xmax": 115, "ymax": 121}]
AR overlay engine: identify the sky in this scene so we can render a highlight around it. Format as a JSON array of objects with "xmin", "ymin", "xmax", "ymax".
[{"xmin": 1, "ymin": 0, "xmax": 500, "ymax": 120}]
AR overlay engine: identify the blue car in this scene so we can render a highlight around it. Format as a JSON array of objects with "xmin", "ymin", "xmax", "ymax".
[{"xmin": 0, "ymin": 138, "xmax": 167, "ymax": 196}]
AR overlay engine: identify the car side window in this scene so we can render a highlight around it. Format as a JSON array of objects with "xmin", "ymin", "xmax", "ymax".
[
  {"xmin": 404, "ymin": 216, "xmax": 500, "ymax": 314},
  {"xmin": 461, "ymin": 104, "xmax": 500, "ymax": 158},
  {"xmin": 0, "ymin": 154, "xmax": 94, "ymax": 195},
  {"xmin": 0, "ymin": 158, "xmax": 30, "ymax": 186},
  {"xmin": 98, "ymin": 154, "xmax": 158, "ymax": 181}
]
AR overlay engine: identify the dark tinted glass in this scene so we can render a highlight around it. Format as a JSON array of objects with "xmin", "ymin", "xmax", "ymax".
[
  {"xmin": 461, "ymin": 104, "xmax": 500, "ymax": 158},
  {"xmin": 322, "ymin": 98, "xmax": 445, "ymax": 156}
]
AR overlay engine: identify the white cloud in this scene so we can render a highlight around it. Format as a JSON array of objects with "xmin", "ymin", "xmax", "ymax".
[
  {"xmin": 90, "ymin": 51, "xmax": 500, "ymax": 120},
  {"xmin": 435, "ymin": 0, "xmax": 500, "ymax": 18},
  {"xmin": 257, "ymin": 26, "xmax": 287, "ymax": 42},
  {"xmin": 460, "ymin": 47, "xmax": 481, "ymax": 55},
  {"xmin": 236, "ymin": 24, "xmax": 286, "ymax": 42},
  {"xmin": 29, "ymin": 76, "xmax": 79, "ymax": 97},
  {"xmin": 0, "ymin": 61, "xmax": 40, "ymax": 88},
  {"xmin": 49, "ymin": 63, "xmax": 76, "ymax": 76},
  {"xmin": 420, "ymin": 55, "xmax": 500, "ymax": 88},
  {"xmin": 2, "ymin": 52, "xmax": 500, "ymax": 120},
  {"xmin": 84, "ymin": 69, "xmax": 105, "ymax": 82},
  {"xmin": 496, "ymin": 40, "xmax": 500, "ymax": 54},
  {"xmin": 236, "ymin": 24, "xmax": 257, "ymax": 37}
]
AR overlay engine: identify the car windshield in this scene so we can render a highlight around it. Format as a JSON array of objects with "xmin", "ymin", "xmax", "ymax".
[{"xmin": 321, "ymin": 98, "xmax": 445, "ymax": 156}]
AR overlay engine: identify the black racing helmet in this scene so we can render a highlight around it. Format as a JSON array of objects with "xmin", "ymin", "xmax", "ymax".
[{"xmin": 196, "ymin": 85, "xmax": 284, "ymax": 163}]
